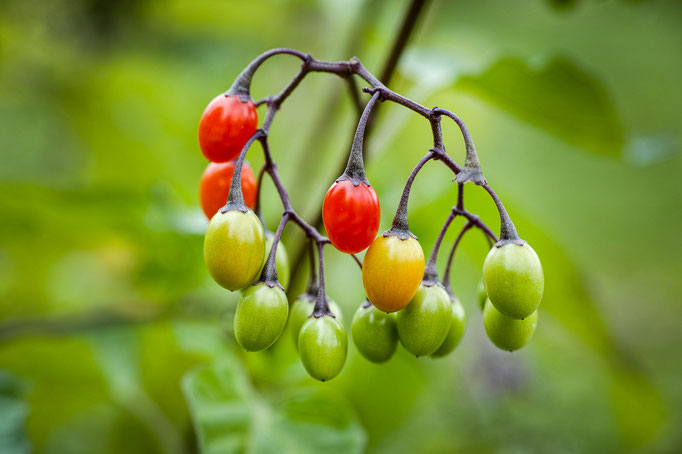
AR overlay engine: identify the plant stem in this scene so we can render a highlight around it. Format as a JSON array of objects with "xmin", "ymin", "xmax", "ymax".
[
  {"xmin": 259, "ymin": 213, "xmax": 289, "ymax": 287},
  {"xmin": 442, "ymin": 221, "xmax": 474, "ymax": 294},
  {"xmin": 423, "ymin": 209, "xmax": 457, "ymax": 284},
  {"xmin": 222, "ymin": 45, "xmax": 514, "ymax": 299},
  {"xmin": 342, "ymin": 91, "xmax": 382, "ymax": 184},
  {"xmin": 388, "ymin": 151, "xmax": 434, "ymax": 236},
  {"xmin": 313, "ymin": 242, "xmax": 331, "ymax": 317},
  {"xmin": 305, "ymin": 241, "xmax": 318, "ymax": 297},
  {"xmin": 222, "ymin": 130, "xmax": 263, "ymax": 213}
]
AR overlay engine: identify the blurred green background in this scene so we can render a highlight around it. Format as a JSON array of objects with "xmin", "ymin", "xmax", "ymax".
[{"xmin": 1, "ymin": 0, "xmax": 681, "ymax": 453}]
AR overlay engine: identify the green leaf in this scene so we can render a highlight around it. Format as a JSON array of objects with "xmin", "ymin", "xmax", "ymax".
[
  {"xmin": 456, "ymin": 57, "xmax": 625, "ymax": 156},
  {"xmin": 182, "ymin": 361, "xmax": 365, "ymax": 454},
  {"xmin": 609, "ymin": 366, "xmax": 666, "ymax": 450}
]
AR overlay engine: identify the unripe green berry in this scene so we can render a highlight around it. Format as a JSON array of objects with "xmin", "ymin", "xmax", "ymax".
[
  {"xmin": 299, "ymin": 315, "xmax": 347, "ymax": 381},
  {"xmin": 396, "ymin": 284, "xmax": 452, "ymax": 357},
  {"xmin": 204, "ymin": 209, "xmax": 265, "ymax": 291},
  {"xmin": 234, "ymin": 283, "xmax": 288, "ymax": 352},
  {"xmin": 352, "ymin": 302, "xmax": 398, "ymax": 363},
  {"xmin": 483, "ymin": 300, "xmax": 537, "ymax": 351},
  {"xmin": 289, "ymin": 295, "xmax": 342, "ymax": 350},
  {"xmin": 482, "ymin": 242, "xmax": 544, "ymax": 319},
  {"xmin": 476, "ymin": 279, "xmax": 487, "ymax": 311},
  {"xmin": 431, "ymin": 295, "xmax": 466, "ymax": 358}
]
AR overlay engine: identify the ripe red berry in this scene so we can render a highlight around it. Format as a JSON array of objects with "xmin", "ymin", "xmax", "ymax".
[
  {"xmin": 198, "ymin": 94, "xmax": 258, "ymax": 163},
  {"xmin": 322, "ymin": 179, "xmax": 380, "ymax": 254},
  {"xmin": 199, "ymin": 161, "xmax": 257, "ymax": 219}
]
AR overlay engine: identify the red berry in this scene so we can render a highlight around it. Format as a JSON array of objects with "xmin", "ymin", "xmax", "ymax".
[
  {"xmin": 198, "ymin": 95, "xmax": 258, "ymax": 162},
  {"xmin": 322, "ymin": 179, "xmax": 380, "ymax": 254},
  {"xmin": 199, "ymin": 161, "xmax": 257, "ymax": 219}
]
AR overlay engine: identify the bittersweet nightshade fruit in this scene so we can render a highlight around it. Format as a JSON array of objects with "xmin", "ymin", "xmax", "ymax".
[
  {"xmin": 483, "ymin": 242, "xmax": 544, "ymax": 319},
  {"xmin": 204, "ymin": 209, "xmax": 265, "ymax": 291},
  {"xmin": 234, "ymin": 283, "xmax": 288, "ymax": 351},
  {"xmin": 351, "ymin": 302, "xmax": 398, "ymax": 363},
  {"xmin": 396, "ymin": 283, "xmax": 452, "ymax": 357},
  {"xmin": 299, "ymin": 315, "xmax": 347, "ymax": 381},
  {"xmin": 199, "ymin": 160, "xmax": 257, "ymax": 219},
  {"xmin": 323, "ymin": 179, "xmax": 380, "ymax": 254},
  {"xmin": 289, "ymin": 295, "xmax": 343, "ymax": 350},
  {"xmin": 362, "ymin": 234, "xmax": 425, "ymax": 313},
  {"xmin": 431, "ymin": 295, "xmax": 466, "ymax": 358},
  {"xmin": 198, "ymin": 94, "xmax": 258, "ymax": 163},
  {"xmin": 483, "ymin": 300, "xmax": 538, "ymax": 351}
]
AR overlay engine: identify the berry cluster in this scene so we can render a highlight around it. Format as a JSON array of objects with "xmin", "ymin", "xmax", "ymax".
[{"xmin": 197, "ymin": 49, "xmax": 544, "ymax": 382}]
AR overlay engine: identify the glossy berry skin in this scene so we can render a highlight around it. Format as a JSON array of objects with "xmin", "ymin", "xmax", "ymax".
[
  {"xmin": 199, "ymin": 160, "xmax": 257, "ymax": 219},
  {"xmin": 198, "ymin": 94, "xmax": 258, "ymax": 163},
  {"xmin": 289, "ymin": 296, "xmax": 342, "ymax": 349},
  {"xmin": 483, "ymin": 242, "xmax": 544, "ymax": 319},
  {"xmin": 483, "ymin": 300, "xmax": 538, "ymax": 351},
  {"xmin": 234, "ymin": 283, "xmax": 288, "ymax": 352},
  {"xmin": 362, "ymin": 234, "xmax": 425, "ymax": 313},
  {"xmin": 260, "ymin": 232, "xmax": 290, "ymax": 290},
  {"xmin": 299, "ymin": 315, "xmax": 347, "ymax": 381},
  {"xmin": 396, "ymin": 284, "xmax": 452, "ymax": 357},
  {"xmin": 323, "ymin": 179, "xmax": 380, "ymax": 254},
  {"xmin": 431, "ymin": 295, "xmax": 466, "ymax": 358},
  {"xmin": 204, "ymin": 209, "xmax": 265, "ymax": 291},
  {"xmin": 351, "ymin": 302, "xmax": 398, "ymax": 363},
  {"xmin": 476, "ymin": 279, "xmax": 488, "ymax": 311}
]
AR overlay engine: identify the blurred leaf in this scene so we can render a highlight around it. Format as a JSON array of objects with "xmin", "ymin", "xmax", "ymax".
[
  {"xmin": 182, "ymin": 360, "xmax": 365, "ymax": 454},
  {"xmin": 456, "ymin": 57, "xmax": 625, "ymax": 156},
  {"xmin": 609, "ymin": 366, "xmax": 666, "ymax": 450},
  {"xmin": 623, "ymin": 133, "xmax": 680, "ymax": 167},
  {"xmin": 0, "ymin": 370, "xmax": 30, "ymax": 454}
]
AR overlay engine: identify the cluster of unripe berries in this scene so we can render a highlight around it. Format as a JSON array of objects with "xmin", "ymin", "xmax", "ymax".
[{"xmin": 197, "ymin": 67, "xmax": 544, "ymax": 382}]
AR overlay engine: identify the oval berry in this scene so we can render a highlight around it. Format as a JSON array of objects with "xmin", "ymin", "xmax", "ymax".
[
  {"xmin": 198, "ymin": 94, "xmax": 258, "ymax": 163},
  {"xmin": 431, "ymin": 295, "xmax": 466, "ymax": 358},
  {"xmin": 289, "ymin": 296, "xmax": 342, "ymax": 349},
  {"xmin": 351, "ymin": 302, "xmax": 398, "ymax": 363},
  {"xmin": 322, "ymin": 179, "xmax": 380, "ymax": 254},
  {"xmin": 203, "ymin": 209, "xmax": 264, "ymax": 291},
  {"xmin": 396, "ymin": 284, "xmax": 452, "ymax": 357},
  {"xmin": 234, "ymin": 283, "xmax": 288, "ymax": 352},
  {"xmin": 299, "ymin": 315, "xmax": 347, "ymax": 381},
  {"xmin": 199, "ymin": 160, "xmax": 257, "ymax": 219},
  {"xmin": 362, "ymin": 234, "xmax": 424, "ymax": 313},
  {"xmin": 483, "ymin": 300, "xmax": 538, "ymax": 351},
  {"xmin": 483, "ymin": 242, "xmax": 544, "ymax": 319},
  {"xmin": 476, "ymin": 279, "xmax": 487, "ymax": 311}
]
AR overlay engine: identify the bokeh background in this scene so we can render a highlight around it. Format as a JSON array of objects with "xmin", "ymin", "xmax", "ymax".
[{"xmin": 1, "ymin": 0, "xmax": 681, "ymax": 453}]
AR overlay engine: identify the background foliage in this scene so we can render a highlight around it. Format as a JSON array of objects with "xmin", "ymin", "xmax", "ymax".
[{"xmin": 1, "ymin": 0, "xmax": 681, "ymax": 453}]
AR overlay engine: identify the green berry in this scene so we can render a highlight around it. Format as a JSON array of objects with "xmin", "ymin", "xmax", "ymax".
[
  {"xmin": 234, "ymin": 283, "xmax": 288, "ymax": 352},
  {"xmin": 483, "ymin": 299, "xmax": 538, "ymax": 351},
  {"xmin": 476, "ymin": 279, "xmax": 487, "ymax": 311},
  {"xmin": 431, "ymin": 295, "xmax": 466, "ymax": 358},
  {"xmin": 204, "ymin": 209, "xmax": 265, "ymax": 291},
  {"xmin": 482, "ymin": 242, "xmax": 544, "ymax": 319},
  {"xmin": 396, "ymin": 283, "xmax": 452, "ymax": 357},
  {"xmin": 351, "ymin": 301, "xmax": 398, "ymax": 363},
  {"xmin": 299, "ymin": 315, "xmax": 347, "ymax": 381},
  {"xmin": 289, "ymin": 296, "xmax": 342, "ymax": 350}
]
